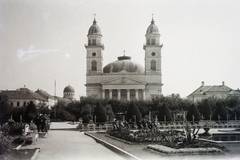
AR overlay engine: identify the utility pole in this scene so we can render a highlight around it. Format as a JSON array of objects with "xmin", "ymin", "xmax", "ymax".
[{"xmin": 54, "ymin": 79, "xmax": 56, "ymax": 119}]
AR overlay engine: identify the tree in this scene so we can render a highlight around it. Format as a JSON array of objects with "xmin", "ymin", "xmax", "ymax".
[
  {"xmin": 186, "ymin": 104, "xmax": 200, "ymax": 123},
  {"xmin": 197, "ymin": 99, "xmax": 212, "ymax": 120},
  {"xmin": 212, "ymin": 102, "xmax": 228, "ymax": 121},
  {"xmin": 0, "ymin": 94, "xmax": 13, "ymax": 124},
  {"xmin": 24, "ymin": 101, "xmax": 38, "ymax": 122},
  {"xmin": 157, "ymin": 102, "xmax": 172, "ymax": 122},
  {"xmin": 125, "ymin": 102, "xmax": 142, "ymax": 122},
  {"xmin": 94, "ymin": 103, "xmax": 107, "ymax": 123},
  {"xmin": 105, "ymin": 105, "xmax": 115, "ymax": 121},
  {"xmin": 81, "ymin": 104, "xmax": 93, "ymax": 123}
]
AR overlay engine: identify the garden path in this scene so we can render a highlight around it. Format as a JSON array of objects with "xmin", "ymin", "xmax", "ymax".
[{"xmin": 29, "ymin": 122, "xmax": 126, "ymax": 160}]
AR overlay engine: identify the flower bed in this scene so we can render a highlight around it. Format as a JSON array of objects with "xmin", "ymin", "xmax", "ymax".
[
  {"xmin": 108, "ymin": 129, "xmax": 228, "ymax": 155},
  {"xmin": 147, "ymin": 144, "xmax": 223, "ymax": 154}
]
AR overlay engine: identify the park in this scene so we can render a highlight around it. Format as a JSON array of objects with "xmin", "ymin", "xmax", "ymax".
[{"xmin": 1, "ymin": 94, "xmax": 240, "ymax": 159}]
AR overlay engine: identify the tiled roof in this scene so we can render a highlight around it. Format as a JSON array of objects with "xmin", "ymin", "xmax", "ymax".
[
  {"xmin": 1, "ymin": 88, "xmax": 46, "ymax": 101},
  {"xmin": 35, "ymin": 89, "xmax": 54, "ymax": 99},
  {"xmin": 205, "ymin": 85, "xmax": 232, "ymax": 92},
  {"xmin": 188, "ymin": 84, "xmax": 234, "ymax": 97}
]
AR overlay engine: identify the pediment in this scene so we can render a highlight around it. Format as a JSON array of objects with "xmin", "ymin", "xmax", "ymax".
[{"xmin": 101, "ymin": 77, "xmax": 146, "ymax": 85}]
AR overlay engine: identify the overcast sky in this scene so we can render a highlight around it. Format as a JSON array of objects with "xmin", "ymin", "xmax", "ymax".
[{"xmin": 1, "ymin": 0, "xmax": 240, "ymax": 99}]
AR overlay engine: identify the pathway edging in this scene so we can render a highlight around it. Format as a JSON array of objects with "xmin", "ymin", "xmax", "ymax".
[{"xmin": 85, "ymin": 132, "xmax": 142, "ymax": 160}]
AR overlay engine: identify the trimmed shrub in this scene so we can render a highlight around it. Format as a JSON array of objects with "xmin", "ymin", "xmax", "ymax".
[
  {"xmin": 57, "ymin": 109, "xmax": 75, "ymax": 121},
  {"xmin": 0, "ymin": 122, "xmax": 24, "ymax": 135},
  {"xmin": 125, "ymin": 102, "xmax": 142, "ymax": 122},
  {"xmin": 0, "ymin": 134, "xmax": 12, "ymax": 155},
  {"xmin": 157, "ymin": 102, "xmax": 172, "ymax": 122},
  {"xmin": 24, "ymin": 101, "xmax": 38, "ymax": 122},
  {"xmin": 82, "ymin": 115, "xmax": 91, "ymax": 124},
  {"xmin": 212, "ymin": 102, "xmax": 228, "ymax": 121},
  {"xmin": 94, "ymin": 103, "xmax": 107, "ymax": 123},
  {"xmin": 186, "ymin": 104, "xmax": 201, "ymax": 123}
]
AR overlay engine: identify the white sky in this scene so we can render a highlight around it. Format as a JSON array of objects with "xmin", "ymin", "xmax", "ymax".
[{"xmin": 1, "ymin": 0, "xmax": 240, "ymax": 99}]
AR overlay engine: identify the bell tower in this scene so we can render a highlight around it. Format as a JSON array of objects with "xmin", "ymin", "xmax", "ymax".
[
  {"xmin": 85, "ymin": 15, "xmax": 104, "ymax": 75},
  {"xmin": 143, "ymin": 17, "xmax": 163, "ymax": 74},
  {"xmin": 143, "ymin": 16, "xmax": 163, "ymax": 95}
]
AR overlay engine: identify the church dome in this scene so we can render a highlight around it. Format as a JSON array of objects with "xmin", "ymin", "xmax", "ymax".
[
  {"xmin": 63, "ymin": 85, "xmax": 75, "ymax": 93},
  {"xmin": 103, "ymin": 55, "xmax": 144, "ymax": 73},
  {"xmin": 88, "ymin": 19, "xmax": 101, "ymax": 35},
  {"xmin": 146, "ymin": 19, "xmax": 159, "ymax": 35}
]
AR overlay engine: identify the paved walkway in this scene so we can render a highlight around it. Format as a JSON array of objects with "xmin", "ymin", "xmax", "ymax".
[{"xmin": 21, "ymin": 122, "xmax": 125, "ymax": 160}]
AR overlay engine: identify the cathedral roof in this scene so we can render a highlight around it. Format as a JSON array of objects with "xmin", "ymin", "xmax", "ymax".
[
  {"xmin": 88, "ymin": 19, "xmax": 102, "ymax": 36},
  {"xmin": 146, "ymin": 18, "xmax": 160, "ymax": 35},
  {"xmin": 103, "ymin": 55, "xmax": 144, "ymax": 74},
  {"xmin": 63, "ymin": 85, "xmax": 75, "ymax": 93}
]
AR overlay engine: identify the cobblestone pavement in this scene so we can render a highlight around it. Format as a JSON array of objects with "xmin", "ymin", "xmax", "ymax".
[{"xmin": 31, "ymin": 122, "xmax": 126, "ymax": 160}]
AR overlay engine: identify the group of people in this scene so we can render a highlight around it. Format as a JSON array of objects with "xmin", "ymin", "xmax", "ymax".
[{"xmin": 35, "ymin": 114, "xmax": 50, "ymax": 133}]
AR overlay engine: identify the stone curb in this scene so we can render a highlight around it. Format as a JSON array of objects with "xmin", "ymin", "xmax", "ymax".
[
  {"xmin": 14, "ymin": 142, "xmax": 41, "ymax": 160},
  {"xmin": 85, "ymin": 132, "xmax": 142, "ymax": 160}
]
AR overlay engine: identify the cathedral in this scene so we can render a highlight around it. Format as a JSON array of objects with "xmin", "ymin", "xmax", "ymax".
[{"xmin": 85, "ymin": 17, "xmax": 163, "ymax": 100}]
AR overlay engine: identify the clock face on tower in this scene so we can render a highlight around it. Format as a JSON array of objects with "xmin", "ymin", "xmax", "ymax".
[
  {"xmin": 92, "ymin": 52, "xmax": 96, "ymax": 56},
  {"xmin": 151, "ymin": 52, "xmax": 156, "ymax": 56}
]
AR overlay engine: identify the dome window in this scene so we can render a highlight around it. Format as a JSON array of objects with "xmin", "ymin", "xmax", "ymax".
[
  {"xmin": 92, "ymin": 52, "xmax": 96, "ymax": 56},
  {"xmin": 151, "ymin": 60, "xmax": 156, "ymax": 71},
  {"xmin": 151, "ymin": 52, "xmax": 156, "ymax": 56},
  {"xmin": 91, "ymin": 60, "xmax": 97, "ymax": 71}
]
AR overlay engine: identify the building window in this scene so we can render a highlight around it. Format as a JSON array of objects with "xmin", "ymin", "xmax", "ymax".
[
  {"xmin": 91, "ymin": 60, "xmax": 97, "ymax": 71},
  {"xmin": 130, "ymin": 89, "xmax": 135, "ymax": 100},
  {"xmin": 17, "ymin": 102, "xmax": 20, "ymax": 107},
  {"xmin": 112, "ymin": 89, "xmax": 118, "ymax": 99},
  {"xmin": 151, "ymin": 60, "xmax": 156, "ymax": 71},
  {"xmin": 23, "ymin": 102, "xmax": 26, "ymax": 106}
]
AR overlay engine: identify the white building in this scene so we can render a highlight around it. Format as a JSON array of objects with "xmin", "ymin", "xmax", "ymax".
[
  {"xmin": 1, "ymin": 88, "xmax": 47, "ymax": 107},
  {"xmin": 85, "ymin": 17, "xmax": 163, "ymax": 100},
  {"xmin": 187, "ymin": 81, "xmax": 240, "ymax": 103}
]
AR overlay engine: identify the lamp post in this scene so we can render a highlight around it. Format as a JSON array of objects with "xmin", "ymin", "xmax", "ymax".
[{"xmin": 192, "ymin": 115, "xmax": 195, "ymax": 124}]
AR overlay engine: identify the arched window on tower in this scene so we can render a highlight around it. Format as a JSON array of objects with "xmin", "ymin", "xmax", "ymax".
[
  {"xmin": 151, "ymin": 60, "xmax": 156, "ymax": 71},
  {"xmin": 147, "ymin": 39, "xmax": 150, "ymax": 45},
  {"xmin": 91, "ymin": 60, "xmax": 97, "ymax": 71},
  {"xmin": 151, "ymin": 39, "xmax": 155, "ymax": 45},
  {"xmin": 92, "ymin": 39, "xmax": 96, "ymax": 45}
]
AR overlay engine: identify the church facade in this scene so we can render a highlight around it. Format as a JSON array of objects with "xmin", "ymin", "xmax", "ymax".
[{"xmin": 85, "ymin": 17, "xmax": 163, "ymax": 100}]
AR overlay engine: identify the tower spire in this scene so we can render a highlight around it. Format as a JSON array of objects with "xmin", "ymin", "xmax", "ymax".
[
  {"xmin": 151, "ymin": 13, "xmax": 155, "ymax": 24},
  {"xmin": 93, "ymin": 13, "xmax": 97, "ymax": 24}
]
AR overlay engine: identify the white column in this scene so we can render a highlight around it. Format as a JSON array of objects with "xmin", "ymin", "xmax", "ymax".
[
  {"xmin": 135, "ymin": 89, "xmax": 138, "ymax": 100},
  {"xmin": 143, "ymin": 89, "xmax": 146, "ymax": 100},
  {"xmin": 118, "ymin": 89, "xmax": 121, "ymax": 100},
  {"xmin": 109, "ymin": 89, "xmax": 112, "ymax": 99},
  {"xmin": 127, "ymin": 89, "xmax": 130, "ymax": 100},
  {"xmin": 102, "ymin": 89, "xmax": 105, "ymax": 99}
]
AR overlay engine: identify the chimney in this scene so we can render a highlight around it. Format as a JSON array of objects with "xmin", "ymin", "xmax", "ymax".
[
  {"xmin": 201, "ymin": 81, "xmax": 204, "ymax": 86},
  {"xmin": 222, "ymin": 81, "xmax": 225, "ymax": 86}
]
